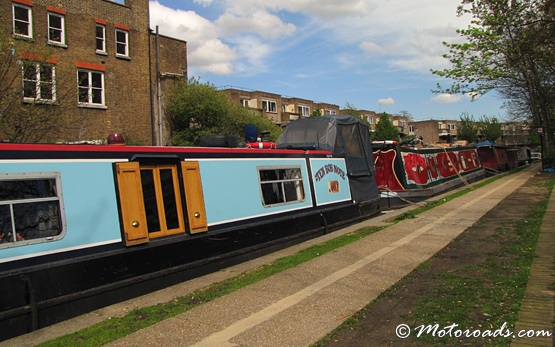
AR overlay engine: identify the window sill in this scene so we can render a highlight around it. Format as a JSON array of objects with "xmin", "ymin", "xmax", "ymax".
[
  {"xmin": 23, "ymin": 98, "xmax": 57, "ymax": 105},
  {"xmin": 96, "ymin": 51, "xmax": 108, "ymax": 56},
  {"xmin": 13, "ymin": 34, "xmax": 34, "ymax": 42},
  {"xmin": 115, "ymin": 54, "xmax": 131, "ymax": 60},
  {"xmin": 48, "ymin": 41, "xmax": 68, "ymax": 49},
  {"xmin": 78, "ymin": 103, "xmax": 108, "ymax": 110}
]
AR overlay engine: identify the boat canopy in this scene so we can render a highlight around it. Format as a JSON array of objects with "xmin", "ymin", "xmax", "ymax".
[{"xmin": 277, "ymin": 115, "xmax": 379, "ymax": 203}]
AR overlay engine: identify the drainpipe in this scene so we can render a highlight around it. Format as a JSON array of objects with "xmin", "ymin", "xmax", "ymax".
[{"xmin": 156, "ymin": 26, "xmax": 163, "ymax": 146}]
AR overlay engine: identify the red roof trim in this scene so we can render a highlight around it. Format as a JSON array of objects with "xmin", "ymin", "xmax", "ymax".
[{"xmin": 0, "ymin": 143, "xmax": 331, "ymax": 155}]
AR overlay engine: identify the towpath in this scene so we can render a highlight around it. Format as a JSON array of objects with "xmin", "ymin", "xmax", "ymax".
[{"xmin": 3, "ymin": 165, "xmax": 552, "ymax": 347}]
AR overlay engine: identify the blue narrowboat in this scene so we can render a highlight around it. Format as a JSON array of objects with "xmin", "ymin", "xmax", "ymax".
[{"xmin": 0, "ymin": 115, "xmax": 380, "ymax": 341}]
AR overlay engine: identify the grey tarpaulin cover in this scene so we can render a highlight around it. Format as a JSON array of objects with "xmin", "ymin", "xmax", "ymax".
[{"xmin": 276, "ymin": 115, "xmax": 379, "ymax": 203}]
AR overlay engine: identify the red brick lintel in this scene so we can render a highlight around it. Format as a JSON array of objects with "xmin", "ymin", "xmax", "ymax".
[
  {"xmin": 19, "ymin": 52, "xmax": 57, "ymax": 64},
  {"xmin": 76, "ymin": 61, "xmax": 106, "ymax": 72},
  {"xmin": 96, "ymin": 18, "xmax": 107, "ymax": 25},
  {"xmin": 115, "ymin": 24, "xmax": 130, "ymax": 31},
  {"xmin": 13, "ymin": 0, "xmax": 34, "ymax": 7},
  {"xmin": 46, "ymin": 6, "xmax": 67, "ymax": 15}
]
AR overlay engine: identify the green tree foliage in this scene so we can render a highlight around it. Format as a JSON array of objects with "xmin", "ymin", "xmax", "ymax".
[
  {"xmin": 432, "ymin": 0, "xmax": 555, "ymax": 165},
  {"xmin": 310, "ymin": 108, "xmax": 322, "ymax": 117},
  {"xmin": 527, "ymin": 130, "xmax": 541, "ymax": 147},
  {"xmin": 478, "ymin": 115, "xmax": 503, "ymax": 142},
  {"xmin": 457, "ymin": 113, "xmax": 479, "ymax": 142},
  {"xmin": 167, "ymin": 78, "xmax": 281, "ymax": 146},
  {"xmin": 342, "ymin": 102, "xmax": 360, "ymax": 118},
  {"xmin": 373, "ymin": 113, "xmax": 400, "ymax": 141}
]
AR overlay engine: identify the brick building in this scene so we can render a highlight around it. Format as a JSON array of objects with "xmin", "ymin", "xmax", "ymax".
[
  {"xmin": 409, "ymin": 119, "xmax": 460, "ymax": 145},
  {"xmin": 2, "ymin": 0, "xmax": 186, "ymax": 144},
  {"xmin": 221, "ymin": 87, "xmax": 340, "ymax": 127}
]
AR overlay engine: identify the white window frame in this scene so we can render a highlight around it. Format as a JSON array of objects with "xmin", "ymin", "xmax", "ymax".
[
  {"xmin": 77, "ymin": 69, "xmax": 105, "ymax": 107},
  {"xmin": 0, "ymin": 172, "xmax": 66, "ymax": 249},
  {"xmin": 262, "ymin": 100, "xmax": 277, "ymax": 113},
  {"xmin": 47, "ymin": 12, "xmax": 65, "ymax": 46},
  {"xmin": 298, "ymin": 105, "xmax": 310, "ymax": 116},
  {"xmin": 258, "ymin": 166, "xmax": 305, "ymax": 207},
  {"xmin": 22, "ymin": 60, "xmax": 56, "ymax": 103},
  {"xmin": 115, "ymin": 29, "xmax": 129, "ymax": 58},
  {"xmin": 12, "ymin": 3, "xmax": 33, "ymax": 39},
  {"xmin": 449, "ymin": 123, "xmax": 456, "ymax": 130},
  {"xmin": 96, "ymin": 24, "xmax": 107, "ymax": 54}
]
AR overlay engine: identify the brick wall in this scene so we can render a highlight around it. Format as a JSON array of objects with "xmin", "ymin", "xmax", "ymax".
[
  {"xmin": 2, "ymin": 0, "xmax": 155, "ymax": 144},
  {"xmin": 150, "ymin": 32, "xmax": 188, "ymax": 145}
]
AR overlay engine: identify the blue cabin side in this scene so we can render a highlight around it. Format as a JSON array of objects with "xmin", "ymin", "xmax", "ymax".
[{"xmin": 1, "ymin": 153, "xmax": 356, "ymax": 265}]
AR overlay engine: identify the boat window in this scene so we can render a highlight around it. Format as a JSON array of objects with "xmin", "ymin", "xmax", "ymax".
[
  {"xmin": 258, "ymin": 167, "xmax": 305, "ymax": 207},
  {"xmin": 139, "ymin": 165, "xmax": 184, "ymax": 237},
  {"xmin": 460, "ymin": 154, "xmax": 468, "ymax": 169},
  {"xmin": 339, "ymin": 125, "xmax": 364, "ymax": 157},
  {"xmin": 472, "ymin": 152, "xmax": 479, "ymax": 167},
  {"xmin": 0, "ymin": 173, "xmax": 65, "ymax": 248}
]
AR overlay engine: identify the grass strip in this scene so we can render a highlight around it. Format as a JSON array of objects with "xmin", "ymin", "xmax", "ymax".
[{"xmin": 40, "ymin": 170, "xmax": 526, "ymax": 346}]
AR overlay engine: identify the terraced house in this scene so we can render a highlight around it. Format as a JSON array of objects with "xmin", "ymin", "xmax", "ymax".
[{"xmin": 2, "ymin": 0, "xmax": 186, "ymax": 145}]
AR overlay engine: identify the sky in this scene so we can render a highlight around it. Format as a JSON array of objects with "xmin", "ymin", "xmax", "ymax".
[{"xmin": 148, "ymin": 0, "xmax": 507, "ymax": 121}]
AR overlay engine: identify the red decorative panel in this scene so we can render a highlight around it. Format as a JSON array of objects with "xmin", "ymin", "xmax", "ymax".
[
  {"xmin": 373, "ymin": 149, "xmax": 404, "ymax": 191},
  {"xmin": 402, "ymin": 152, "xmax": 429, "ymax": 185}
]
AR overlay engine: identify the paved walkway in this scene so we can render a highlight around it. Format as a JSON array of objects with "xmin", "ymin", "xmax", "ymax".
[{"xmin": 3, "ymin": 166, "xmax": 552, "ymax": 346}]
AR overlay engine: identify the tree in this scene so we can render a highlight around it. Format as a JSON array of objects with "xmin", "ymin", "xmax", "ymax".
[
  {"xmin": 0, "ymin": 28, "xmax": 72, "ymax": 143},
  {"xmin": 457, "ymin": 112, "xmax": 479, "ymax": 142},
  {"xmin": 399, "ymin": 110, "xmax": 414, "ymax": 122},
  {"xmin": 342, "ymin": 102, "xmax": 360, "ymax": 118},
  {"xmin": 432, "ymin": 0, "xmax": 555, "ymax": 165},
  {"xmin": 310, "ymin": 108, "xmax": 322, "ymax": 117},
  {"xmin": 167, "ymin": 78, "xmax": 281, "ymax": 146},
  {"xmin": 373, "ymin": 113, "xmax": 400, "ymax": 141},
  {"xmin": 478, "ymin": 115, "xmax": 503, "ymax": 142}
]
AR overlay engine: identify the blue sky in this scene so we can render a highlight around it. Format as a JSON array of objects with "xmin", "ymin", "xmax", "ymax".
[{"xmin": 149, "ymin": 0, "xmax": 507, "ymax": 121}]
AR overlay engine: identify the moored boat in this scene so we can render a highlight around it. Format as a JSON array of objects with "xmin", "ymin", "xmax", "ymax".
[
  {"xmin": 372, "ymin": 141, "xmax": 486, "ymax": 207},
  {"xmin": 0, "ymin": 115, "xmax": 381, "ymax": 341}
]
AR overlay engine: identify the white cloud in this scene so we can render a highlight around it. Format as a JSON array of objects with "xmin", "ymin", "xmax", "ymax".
[
  {"xmin": 193, "ymin": 0, "xmax": 213, "ymax": 5},
  {"xmin": 224, "ymin": 0, "xmax": 373, "ymax": 20},
  {"xmin": 432, "ymin": 94, "xmax": 462, "ymax": 103},
  {"xmin": 378, "ymin": 98, "xmax": 395, "ymax": 106},
  {"xmin": 187, "ymin": 40, "xmax": 236, "ymax": 74},
  {"xmin": 359, "ymin": 41, "xmax": 386, "ymax": 55},
  {"xmin": 150, "ymin": 1, "xmax": 235, "ymax": 74},
  {"xmin": 215, "ymin": 10, "xmax": 296, "ymax": 40}
]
